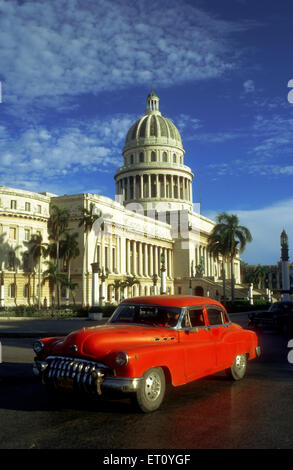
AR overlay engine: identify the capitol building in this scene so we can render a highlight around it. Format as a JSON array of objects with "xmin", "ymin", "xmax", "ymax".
[{"xmin": 0, "ymin": 91, "xmax": 241, "ymax": 307}]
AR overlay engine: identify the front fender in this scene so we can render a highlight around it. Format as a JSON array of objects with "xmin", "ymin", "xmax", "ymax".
[{"xmin": 113, "ymin": 343, "xmax": 186, "ymax": 387}]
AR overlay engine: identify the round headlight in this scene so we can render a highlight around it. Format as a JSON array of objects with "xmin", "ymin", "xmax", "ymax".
[
  {"xmin": 115, "ymin": 351, "xmax": 129, "ymax": 367},
  {"xmin": 33, "ymin": 340, "xmax": 44, "ymax": 354}
]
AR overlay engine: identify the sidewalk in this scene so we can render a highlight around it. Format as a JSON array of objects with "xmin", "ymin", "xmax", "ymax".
[{"xmin": 0, "ymin": 317, "xmax": 106, "ymax": 338}]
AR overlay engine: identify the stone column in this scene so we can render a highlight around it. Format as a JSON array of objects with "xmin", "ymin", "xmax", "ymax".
[
  {"xmin": 170, "ymin": 175, "xmax": 174, "ymax": 199},
  {"xmin": 163, "ymin": 174, "xmax": 167, "ymax": 198},
  {"xmin": 156, "ymin": 174, "xmax": 159, "ymax": 198},
  {"xmin": 91, "ymin": 263, "xmax": 100, "ymax": 307},
  {"xmin": 132, "ymin": 241, "xmax": 137, "ymax": 275},
  {"xmin": 144, "ymin": 243, "xmax": 148, "ymax": 276},
  {"xmin": 109, "ymin": 236, "xmax": 113, "ymax": 273},
  {"xmin": 138, "ymin": 242, "xmax": 143, "ymax": 276},
  {"xmin": 127, "ymin": 239, "xmax": 131, "ymax": 275},
  {"xmin": 154, "ymin": 245, "xmax": 158, "ymax": 274},
  {"xmin": 169, "ymin": 250, "xmax": 173, "ymax": 279},
  {"xmin": 149, "ymin": 245, "xmax": 153, "ymax": 276},
  {"xmin": 148, "ymin": 174, "xmax": 151, "ymax": 198},
  {"xmin": 140, "ymin": 175, "xmax": 144, "ymax": 199},
  {"xmin": 133, "ymin": 175, "xmax": 136, "ymax": 200},
  {"xmin": 0, "ymin": 272, "xmax": 4, "ymax": 307},
  {"xmin": 160, "ymin": 248, "xmax": 166, "ymax": 294},
  {"xmin": 127, "ymin": 177, "xmax": 130, "ymax": 202}
]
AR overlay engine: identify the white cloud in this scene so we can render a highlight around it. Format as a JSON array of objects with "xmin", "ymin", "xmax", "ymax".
[
  {"xmin": 0, "ymin": 114, "xmax": 135, "ymax": 188},
  {"xmin": 243, "ymin": 79, "xmax": 255, "ymax": 93},
  {"xmin": 204, "ymin": 198, "xmax": 293, "ymax": 265},
  {"xmin": 0, "ymin": 0, "xmax": 255, "ymax": 111}
]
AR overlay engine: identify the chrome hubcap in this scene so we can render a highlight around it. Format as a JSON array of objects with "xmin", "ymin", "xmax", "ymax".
[
  {"xmin": 144, "ymin": 371, "xmax": 161, "ymax": 401},
  {"xmin": 235, "ymin": 354, "xmax": 246, "ymax": 370}
]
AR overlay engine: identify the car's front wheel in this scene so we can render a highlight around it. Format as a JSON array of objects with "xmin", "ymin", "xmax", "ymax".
[
  {"xmin": 225, "ymin": 354, "xmax": 247, "ymax": 380},
  {"xmin": 132, "ymin": 367, "xmax": 166, "ymax": 413}
]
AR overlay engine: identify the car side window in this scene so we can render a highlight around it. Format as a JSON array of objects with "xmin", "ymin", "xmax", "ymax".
[
  {"xmin": 206, "ymin": 308, "xmax": 223, "ymax": 326},
  {"xmin": 188, "ymin": 308, "xmax": 206, "ymax": 327}
]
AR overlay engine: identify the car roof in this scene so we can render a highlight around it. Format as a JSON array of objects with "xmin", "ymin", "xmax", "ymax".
[{"xmin": 120, "ymin": 295, "xmax": 225, "ymax": 309}]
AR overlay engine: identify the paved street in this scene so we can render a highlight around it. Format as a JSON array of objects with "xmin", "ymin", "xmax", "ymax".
[{"xmin": 0, "ymin": 313, "xmax": 293, "ymax": 449}]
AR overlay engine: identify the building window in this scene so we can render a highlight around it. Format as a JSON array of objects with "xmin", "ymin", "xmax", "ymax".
[
  {"xmin": 23, "ymin": 283, "xmax": 29, "ymax": 298},
  {"xmin": 25, "ymin": 202, "xmax": 31, "ymax": 211},
  {"xmin": 24, "ymin": 229, "xmax": 30, "ymax": 241},
  {"xmin": 139, "ymin": 152, "xmax": 144, "ymax": 163},
  {"xmin": 11, "ymin": 200, "xmax": 17, "ymax": 209},
  {"xmin": 151, "ymin": 151, "xmax": 156, "ymax": 162},
  {"xmin": 173, "ymin": 154, "xmax": 177, "ymax": 163},
  {"xmin": 163, "ymin": 152, "xmax": 167, "ymax": 162},
  {"xmin": 130, "ymin": 155, "xmax": 134, "ymax": 165},
  {"xmin": 9, "ymin": 227, "xmax": 16, "ymax": 240},
  {"xmin": 8, "ymin": 283, "xmax": 16, "ymax": 298},
  {"xmin": 37, "ymin": 205, "xmax": 42, "ymax": 214}
]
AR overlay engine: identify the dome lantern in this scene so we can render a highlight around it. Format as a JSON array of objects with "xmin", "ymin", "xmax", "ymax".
[{"xmin": 146, "ymin": 91, "xmax": 161, "ymax": 115}]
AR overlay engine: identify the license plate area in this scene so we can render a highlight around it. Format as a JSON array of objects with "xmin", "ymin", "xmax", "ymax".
[{"xmin": 57, "ymin": 377, "xmax": 74, "ymax": 389}]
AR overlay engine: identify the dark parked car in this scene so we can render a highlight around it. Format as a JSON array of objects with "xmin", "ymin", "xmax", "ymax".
[{"xmin": 248, "ymin": 301, "xmax": 293, "ymax": 334}]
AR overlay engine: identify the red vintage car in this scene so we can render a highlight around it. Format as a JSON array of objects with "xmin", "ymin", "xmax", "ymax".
[{"xmin": 33, "ymin": 296, "xmax": 260, "ymax": 412}]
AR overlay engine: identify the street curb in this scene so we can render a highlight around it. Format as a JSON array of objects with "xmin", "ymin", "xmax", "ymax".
[
  {"xmin": 0, "ymin": 317, "xmax": 90, "ymax": 321},
  {"xmin": 0, "ymin": 332, "xmax": 68, "ymax": 338}
]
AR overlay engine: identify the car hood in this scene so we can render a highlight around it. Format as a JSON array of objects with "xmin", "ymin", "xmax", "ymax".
[{"xmin": 47, "ymin": 324, "xmax": 178, "ymax": 359}]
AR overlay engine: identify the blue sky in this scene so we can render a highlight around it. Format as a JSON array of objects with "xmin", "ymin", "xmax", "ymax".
[{"xmin": 0, "ymin": 0, "xmax": 293, "ymax": 265}]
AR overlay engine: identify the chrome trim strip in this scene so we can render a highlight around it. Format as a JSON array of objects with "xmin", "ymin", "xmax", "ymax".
[{"xmin": 101, "ymin": 376, "xmax": 142, "ymax": 393}]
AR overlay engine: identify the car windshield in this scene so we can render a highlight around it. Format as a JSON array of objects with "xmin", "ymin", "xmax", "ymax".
[
  {"xmin": 269, "ymin": 302, "xmax": 293, "ymax": 313},
  {"xmin": 109, "ymin": 304, "xmax": 182, "ymax": 327}
]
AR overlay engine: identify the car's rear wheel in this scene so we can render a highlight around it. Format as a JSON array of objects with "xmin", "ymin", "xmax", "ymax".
[
  {"xmin": 225, "ymin": 354, "xmax": 247, "ymax": 380},
  {"xmin": 132, "ymin": 367, "xmax": 166, "ymax": 413}
]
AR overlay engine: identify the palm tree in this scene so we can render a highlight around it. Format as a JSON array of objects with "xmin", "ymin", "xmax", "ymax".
[
  {"xmin": 108, "ymin": 279, "xmax": 125, "ymax": 303},
  {"xmin": 60, "ymin": 277, "xmax": 79, "ymax": 306},
  {"xmin": 125, "ymin": 275, "xmax": 140, "ymax": 297},
  {"xmin": 78, "ymin": 202, "xmax": 102, "ymax": 306},
  {"xmin": 48, "ymin": 205, "xmax": 69, "ymax": 307},
  {"xmin": 208, "ymin": 213, "xmax": 252, "ymax": 302},
  {"xmin": 42, "ymin": 261, "xmax": 67, "ymax": 309},
  {"xmin": 207, "ymin": 231, "xmax": 230, "ymax": 303},
  {"xmin": 60, "ymin": 231, "xmax": 80, "ymax": 305},
  {"xmin": 28, "ymin": 234, "xmax": 48, "ymax": 309}
]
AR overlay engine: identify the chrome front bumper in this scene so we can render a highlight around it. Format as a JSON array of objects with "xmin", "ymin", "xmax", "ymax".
[{"xmin": 33, "ymin": 356, "xmax": 142, "ymax": 395}]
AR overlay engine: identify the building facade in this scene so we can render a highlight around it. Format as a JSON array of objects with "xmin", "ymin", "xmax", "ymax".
[{"xmin": 0, "ymin": 92, "xmax": 241, "ymax": 307}]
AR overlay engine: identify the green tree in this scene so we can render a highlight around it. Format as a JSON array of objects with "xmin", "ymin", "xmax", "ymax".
[
  {"xmin": 60, "ymin": 277, "xmax": 79, "ymax": 306},
  {"xmin": 28, "ymin": 233, "xmax": 48, "ymax": 309},
  {"xmin": 60, "ymin": 231, "xmax": 80, "ymax": 305},
  {"xmin": 253, "ymin": 264, "xmax": 268, "ymax": 289},
  {"xmin": 108, "ymin": 279, "xmax": 127, "ymax": 303},
  {"xmin": 125, "ymin": 275, "xmax": 140, "ymax": 297},
  {"xmin": 48, "ymin": 205, "xmax": 69, "ymax": 307},
  {"xmin": 78, "ymin": 202, "xmax": 102, "ymax": 306},
  {"xmin": 42, "ymin": 261, "xmax": 67, "ymax": 308},
  {"xmin": 208, "ymin": 213, "xmax": 252, "ymax": 302},
  {"xmin": 207, "ymin": 231, "xmax": 231, "ymax": 302}
]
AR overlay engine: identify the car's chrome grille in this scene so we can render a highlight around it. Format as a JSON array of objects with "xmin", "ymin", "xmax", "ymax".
[{"xmin": 44, "ymin": 355, "xmax": 113, "ymax": 393}]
